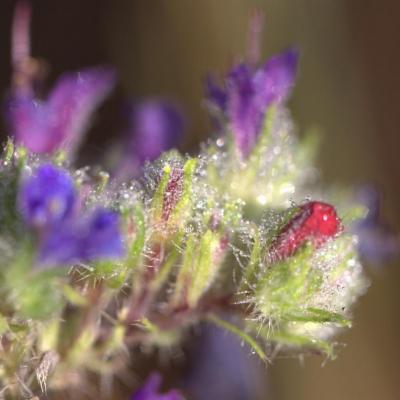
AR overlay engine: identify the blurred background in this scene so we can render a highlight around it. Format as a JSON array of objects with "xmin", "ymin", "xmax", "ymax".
[{"xmin": 0, "ymin": 0, "xmax": 400, "ymax": 399}]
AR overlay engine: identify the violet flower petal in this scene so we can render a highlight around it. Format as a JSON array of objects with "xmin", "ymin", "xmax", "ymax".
[
  {"xmin": 18, "ymin": 163, "xmax": 75, "ymax": 228},
  {"xmin": 205, "ymin": 48, "xmax": 299, "ymax": 158},
  {"xmin": 130, "ymin": 101, "xmax": 184, "ymax": 165},
  {"xmin": 47, "ymin": 67, "xmax": 116, "ymax": 151},
  {"xmin": 253, "ymin": 48, "xmax": 298, "ymax": 107},
  {"xmin": 39, "ymin": 208, "xmax": 124, "ymax": 266},
  {"xmin": 131, "ymin": 373, "xmax": 183, "ymax": 400},
  {"xmin": 7, "ymin": 67, "xmax": 115, "ymax": 154},
  {"xmin": 226, "ymin": 63, "xmax": 259, "ymax": 157},
  {"xmin": 7, "ymin": 96, "xmax": 50, "ymax": 153}
]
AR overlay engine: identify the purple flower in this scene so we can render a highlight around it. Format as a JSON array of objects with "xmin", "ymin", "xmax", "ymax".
[
  {"xmin": 7, "ymin": 67, "xmax": 115, "ymax": 154},
  {"xmin": 18, "ymin": 163, "xmax": 75, "ymax": 228},
  {"xmin": 7, "ymin": 1, "xmax": 115, "ymax": 155},
  {"xmin": 129, "ymin": 101, "xmax": 184, "ymax": 165},
  {"xmin": 18, "ymin": 162, "xmax": 124, "ymax": 266},
  {"xmin": 131, "ymin": 373, "xmax": 183, "ymax": 400},
  {"xmin": 353, "ymin": 185, "xmax": 400, "ymax": 265},
  {"xmin": 39, "ymin": 208, "xmax": 124, "ymax": 266},
  {"xmin": 206, "ymin": 48, "xmax": 298, "ymax": 157}
]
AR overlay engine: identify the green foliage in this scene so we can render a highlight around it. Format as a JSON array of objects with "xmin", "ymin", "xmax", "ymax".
[{"xmin": 243, "ymin": 233, "xmax": 367, "ymax": 355}]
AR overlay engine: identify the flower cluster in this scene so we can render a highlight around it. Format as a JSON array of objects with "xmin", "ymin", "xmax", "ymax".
[
  {"xmin": 19, "ymin": 163, "xmax": 124, "ymax": 265},
  {"xmin": 207, "ymin": 48, "xmax": 298, "ymax": 158},
  {"xmin": 0, "ymin": 3, "xmax": 389, "ymax": 399}
]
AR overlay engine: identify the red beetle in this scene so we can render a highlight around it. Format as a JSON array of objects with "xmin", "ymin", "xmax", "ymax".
[{"xmin": 268, "ymin": 201, "xmax": 342, "ymax": 263}]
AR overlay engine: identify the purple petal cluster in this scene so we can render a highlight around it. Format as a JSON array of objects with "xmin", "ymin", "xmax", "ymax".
[
  {"xmin": 7, "ymin": 67, "xmax": 115, "ymax": 154},
  {"xmin": 129, "ymin": 101, "xmax": 184, "ymax": 165},
  {"xmin": 39, "ymin": 208, "xmax": 124, "ymax": 265},
  {"xmin": 18, "ymin": 163, "xmax": 75, "ymax": 227},
  {"xmin": 206, "ymin": 48, "xmax": 298, "ymax": 157},
  {"xmin": 18, "ymin": 163, "xmax": 124, "ymax": 266},
  {"xmin": 131, "ymin": 374, "xmax": 183, "ymax": 400}
]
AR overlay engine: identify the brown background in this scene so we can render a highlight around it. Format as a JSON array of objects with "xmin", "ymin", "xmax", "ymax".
[{"xmin": 1, "ymin": 1, "xmax": 400, "ymax": 399}]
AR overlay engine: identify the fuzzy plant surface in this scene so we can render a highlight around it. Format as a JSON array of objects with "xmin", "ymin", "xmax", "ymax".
[{"xmin": 0, "ymin": 3, "xmax": 371, "ymax": 400}]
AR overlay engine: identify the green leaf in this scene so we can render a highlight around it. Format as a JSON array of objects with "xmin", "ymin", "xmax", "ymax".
[
  {"xmin": 94, "ymin": 260, "xmax": 126, "ymax": 288},
  {"xmin": 256, "ymin": 244, "xmax": 318, "ymax": 318},
  {"xmin": 17, "ymin": 274, "xmax": 64, "ymax": 319},
  {"xmin": 267, "ymin": 330, "xmax": 335, "ymax": 359},
  {"xmin": 240, "ymin": 225, "xmax": 262, "ymax": 290},
  {"xmin": 127, "ymin": 204, "xmax": 146, "ymax": 269},
  {"xmin": 151, "ymin": 163, "xmax": 172, "ymax": 221},
  {"xmin": 3, "ymin": 138, "xmax": 14, "ymax": 163},
  {"xmin": 170, "ymin": 158, "xmax": 197, "ymax": 221},
  {"xmin": 187, "ymin": 230, "xmax": 218, "ymax": 307},
  {"xmin": 173, "ymin": 229, "xmax": 224, "ymax": 308},
  {"xmin": 152, "ymin": 243, "xmax": 180, "ymax": 292},
  {"xmin": 14, "ymin": 145, "xmax": 28, "ymax": 169},
  {"xmin": 172, "ymin": 234, "xmax": 196, "ymax": 306},
  {"xmin": 283, "ymin": 307, "xmax": 351, "ymax": 327}
]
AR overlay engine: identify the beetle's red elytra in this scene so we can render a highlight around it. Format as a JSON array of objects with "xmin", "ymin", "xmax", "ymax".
[{"xmin": 268, "ymin": 201, "xmax": 342, "ymax": 263}]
